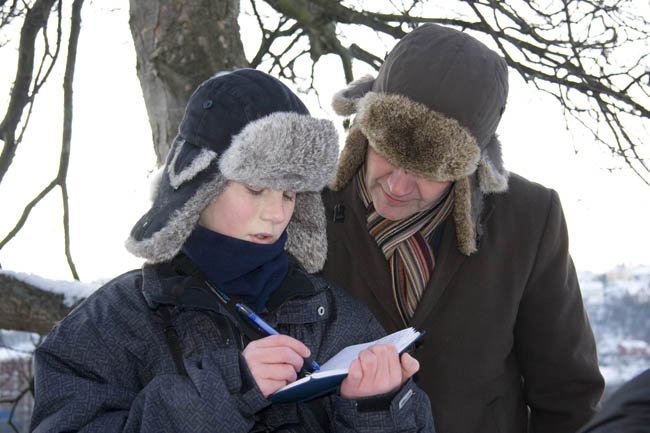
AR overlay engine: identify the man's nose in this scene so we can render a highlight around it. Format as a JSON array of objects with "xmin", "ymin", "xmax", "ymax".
[{"xmin": 386, "ymin": 169, "xmax": 414, "ymax": 195}]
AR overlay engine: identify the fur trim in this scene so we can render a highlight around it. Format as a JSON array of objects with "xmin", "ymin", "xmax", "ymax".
[
  {"xmin": 330, "ymin": 127, "xmax": 368, "ymax": 191},
  {"xmin": 148, "ymin": 167, "xmax": 164, "ymax": 201},
  {"xmin": 285, "ymin": 192, "xmax": 328, "ymax": 272},
  {"xmin": 356, "ymin": 92, "xmax": 480, "ymax": 181},
  {"xmin": 168, "ymin": 140, "xmax": 219, "ymax": 189},
  {"xmin": 478, "ymin": 155, "xmax": 509, "ymax": 193},
  {"xmin": 331, "ymin": 74, "xmax": 375, "ymax": 116},
  {"xmin": 477, "ymin": 135, "xmax": 509, "ymax": 193},
  {"xmin": 126, "ymin": 173, "xmax": 228, "ymax": 263},
  {"xmin": 452, "ymin": 177, "xmax": 477, "ymax": 255},
  {"xmin": 220, "ymin": 112, "xmax": 338, "ymax": 192}
]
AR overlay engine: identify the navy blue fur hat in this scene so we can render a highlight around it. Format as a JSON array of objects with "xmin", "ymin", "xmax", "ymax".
[{"xmin": 126, "ymin": 69, "xmax": 338, "ymax": 272}]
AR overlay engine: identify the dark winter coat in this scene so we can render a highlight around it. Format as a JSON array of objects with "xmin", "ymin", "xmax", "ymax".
[
  {"xmin": 30, "ymin": 259, "xmax": 435, "ymax": 433},
  {"xmin": 321, "ymin": 173, "xmax": 604, "ymax": 433}
]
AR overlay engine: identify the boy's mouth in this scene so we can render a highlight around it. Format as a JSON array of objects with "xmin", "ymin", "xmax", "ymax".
[{"xmin": 250, "ymin": 233, "xmax": 274, "ymax": 243}]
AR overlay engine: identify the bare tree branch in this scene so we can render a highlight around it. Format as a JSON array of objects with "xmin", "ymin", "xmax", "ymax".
[
  {"xmin": 0, "ymin": 0, "xmax": 59, "ymax": 183},
  {"xmin": 255, "ymin": 0, "xmax": 649, "ymax": 184},
  {"xmin": 0, "ymin": 179, "xmax": 58, "ymax": 251},
  {"xmin": 0, "ymin": 0, "xmax": 85, "ymax": 278},
  {"xmin": 0, "ymin": 0, "xmax": 24, "ymax": 36},
  {"xmin": 248, "ymin": 0, "xmax": 302, "ymax": 68},
  {"xmin": 59, "ymin": 0, "xmax": 85, "ymax": 279},
  {"xmin": 1, "ymin": 386, "xmax": 28, "ymax": 432}
]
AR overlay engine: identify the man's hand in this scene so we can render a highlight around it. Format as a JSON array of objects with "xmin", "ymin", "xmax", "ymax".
[
  {"xmin": 242, "ymin": 335, "xmax": 311, "ymax": 398},
  {"xmin": 340, "ymin": 344, "xmax": 419, "ymax": 399}
]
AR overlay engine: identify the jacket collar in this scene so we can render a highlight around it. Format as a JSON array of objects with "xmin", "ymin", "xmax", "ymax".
[{"xmin": 140, "ymin": 258, "xmax": 331, "ymax": 326}]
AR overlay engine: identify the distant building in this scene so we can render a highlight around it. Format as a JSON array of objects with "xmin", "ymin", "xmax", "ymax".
[{"xmin": 617, "ymin": 339, "xmax": 650, "ymax": 358}]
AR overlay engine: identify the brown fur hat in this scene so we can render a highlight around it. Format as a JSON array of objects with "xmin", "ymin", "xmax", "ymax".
[{"xmin": 330, "ymin": 24, "xmax": 510, "ymax": 255}]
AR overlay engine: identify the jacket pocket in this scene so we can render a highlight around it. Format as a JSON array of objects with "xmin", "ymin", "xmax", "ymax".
[
  {"xmin": 484, "ymin": 373, "xmax": 528, "ymax": 433},
  {"xmin": 487, "ymin": 395, "xmax": 506, "ymax": 433}
]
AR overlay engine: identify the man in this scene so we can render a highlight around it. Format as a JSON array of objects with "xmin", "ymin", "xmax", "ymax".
[{"xmin": 321, "ymin": 23, "xmax": 604, "ymax": 433}]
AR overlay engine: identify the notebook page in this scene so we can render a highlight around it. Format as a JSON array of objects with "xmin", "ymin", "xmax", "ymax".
[{"xmin": 320, "ymin": 327, "xmax": 419, "ymax": 371}]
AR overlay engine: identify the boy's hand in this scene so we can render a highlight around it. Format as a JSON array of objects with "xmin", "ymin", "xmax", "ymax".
[
  {"xmin": 340, "ymin": 344, "xmax": 419, "ymax": 399},
  {"xmin": 242, "ymin": 335, "xmax": 310, "ymax": 398}
]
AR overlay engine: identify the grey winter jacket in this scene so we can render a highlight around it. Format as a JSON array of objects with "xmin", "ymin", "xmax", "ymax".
[{"xmin": 30, "ymin": 258, "xmax": 435, "ymax": 433}]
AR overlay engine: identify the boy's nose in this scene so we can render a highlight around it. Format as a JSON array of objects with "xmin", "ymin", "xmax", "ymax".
[{"xmin": 260, "ymin": 194, "xmax": 287, "ymax": 223}]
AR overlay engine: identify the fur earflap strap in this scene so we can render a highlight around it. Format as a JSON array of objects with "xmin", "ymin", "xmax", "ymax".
[{"xmin": 452, "ymin": 176, "xmax": 477, "ymax": 255}]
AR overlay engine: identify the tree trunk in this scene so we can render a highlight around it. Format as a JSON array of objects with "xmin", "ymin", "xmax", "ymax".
[{"xmin": 128, "ymin": 0, "xmax": 249, "ymax": 164}]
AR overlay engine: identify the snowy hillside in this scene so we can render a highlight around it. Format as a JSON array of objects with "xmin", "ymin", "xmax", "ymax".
[{"xmin": 580, "ymin": 265, "xmax": 650, "ymax": 397}]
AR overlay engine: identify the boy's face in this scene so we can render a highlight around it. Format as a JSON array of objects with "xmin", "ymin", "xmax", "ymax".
[
  {"xmin": 199, "ymin": 181, "xmax": 296, "ymax": 244},
  {"xmin": 364, "ymin": 147, "xmax": 452, "ymax": 221}
]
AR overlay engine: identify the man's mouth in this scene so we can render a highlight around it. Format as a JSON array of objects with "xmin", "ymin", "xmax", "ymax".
[{"xmin": 381, "ymin": 188, "xmax": 408, "ymax": 205}]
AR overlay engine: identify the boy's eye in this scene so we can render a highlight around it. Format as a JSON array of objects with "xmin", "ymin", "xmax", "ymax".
[
  {"xmin": 283, "ymin": 192, "xmax": 296, "ymax": 201},
  {"xmin": 246, "ymin": 185, "xmax": 263, "ymax": 195}
]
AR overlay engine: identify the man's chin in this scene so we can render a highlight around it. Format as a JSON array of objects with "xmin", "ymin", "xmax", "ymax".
[{"xmin": 374, "ymin": 202, "xmax": 415, "ymax": 221}]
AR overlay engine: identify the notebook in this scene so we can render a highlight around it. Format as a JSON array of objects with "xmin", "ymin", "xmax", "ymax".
[{"xmin": 270, "ymin": 327, "xmax": 423, "ymax": 404}]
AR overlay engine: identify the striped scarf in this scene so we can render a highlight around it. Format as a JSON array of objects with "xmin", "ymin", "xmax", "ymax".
[{"xmin": 356, "ymin": 167, "xmax": 454, "ymax": 322}]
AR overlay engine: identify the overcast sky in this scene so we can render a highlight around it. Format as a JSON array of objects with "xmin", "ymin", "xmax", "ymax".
[{"xmin": 1, "ymin": 2, "xmax": 649, "ymax": 284}]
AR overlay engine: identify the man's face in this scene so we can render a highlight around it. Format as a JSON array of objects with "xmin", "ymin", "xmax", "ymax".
[{"xmin": 364, "ymin": 147, "xmax": 452, "ymax": 221}]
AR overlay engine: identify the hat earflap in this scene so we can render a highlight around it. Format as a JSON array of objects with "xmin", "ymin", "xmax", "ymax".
[
  {"xmin": 477, "ymin": 134, "xmax": 509, "ymax": 193},
  {"xmin": 167, "ymin": 138, "xmax": 219, "ymax": 189},
  {"xmin": 286, "ymin": 192, "xmax": 328, "ymax": 273},
  {"xmin": 331, "ymin": 74, "xmax": 375, "ymax": 116},
  {"xmin": 329, "ymin": 127, "xmax": 368, "ymax": 191},
  {"xmin": 452, "ymin": 176, "xmax": 477, "ymax": 255},
  {"xmin": 125, "ymin": 172, "xmax": 228, "ymax": 263}
]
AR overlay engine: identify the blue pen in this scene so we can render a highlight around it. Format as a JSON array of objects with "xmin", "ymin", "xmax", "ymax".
[{"xmin": 235, "ymin": 303, "xmax": 320, "ymax": 372}]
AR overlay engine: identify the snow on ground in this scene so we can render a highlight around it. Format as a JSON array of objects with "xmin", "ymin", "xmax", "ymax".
[{"xmin": 0, "ymin": 330, "xmax": 38, "ymax": 360}]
